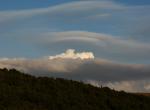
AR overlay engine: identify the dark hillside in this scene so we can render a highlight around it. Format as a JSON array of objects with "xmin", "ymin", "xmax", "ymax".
[{"xmin": 0, "ymin": 68, "xmax": 150, "ymax": 110}]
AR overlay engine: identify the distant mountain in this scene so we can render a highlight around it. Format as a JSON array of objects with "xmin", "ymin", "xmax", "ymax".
[{"xmin": 0, "ymin": 68, "xmax": 150, "ymax": 110}]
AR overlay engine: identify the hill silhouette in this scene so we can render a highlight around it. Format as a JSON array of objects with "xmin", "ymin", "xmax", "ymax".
[{"xmin": 0, "ymin": 68, "xmax": 150, "ymax": 110}]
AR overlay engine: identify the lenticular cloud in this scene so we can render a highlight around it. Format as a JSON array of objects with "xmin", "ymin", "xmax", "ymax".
[{"xmin": 49, "ymin": 49, "xmax": 95, "ymax": 60}]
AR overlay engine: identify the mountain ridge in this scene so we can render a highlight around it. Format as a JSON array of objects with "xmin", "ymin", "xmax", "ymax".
[{"xmin": 0, "ymin": 68, "xmax": 150, "ymax": 110}]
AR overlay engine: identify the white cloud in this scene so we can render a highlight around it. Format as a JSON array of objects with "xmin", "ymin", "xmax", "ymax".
[{"xmin": 49, "ymin": 49, "xmax": 94, "ymax": 60}]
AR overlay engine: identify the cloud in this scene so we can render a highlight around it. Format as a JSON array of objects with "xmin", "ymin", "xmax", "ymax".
[
  {"xmin": 38, "ymin": 31, "xmax": 150, "ymax": 63},
  {"xmin": 43, "ymin": 31, "xmax": 150, "ymax": 50},
  {"xmin": 49, "ymin": 49, "xmax": 94, "ymax": 60},
  {"xmin": 0, "ymin": 50, "xmax": 150, "ymax": 81},
  {"xmin": 0, "ymin": 58, "xmax": 80, "ymax": 73},
  {"xmin": 0, "ymin": 0, "xmax": 124, "ymax": 23},
  {"xmin": 86, "ymin": 80, "xmax": 150, "ymax": 92},
  {"xmin": 144, "ymin": 84, "xmax": 150, "ymax": 91},
  {"xmin": 71, "ymin": 59, "xmax": 150, "ymax": 82},
  {"xmin": 86, "ymin": 13, "xmax": 111, "ymax": 19},
  {"xmin": 0, "ymin": 49, "xmax": 150, "ymax": 92},
  {"xmin": 105, "ymin": 81, "xmax": 142, "ymax": 92},
  {"xmin": 0, "ymin": 49, "xmax": 94, "ymax": 74}
]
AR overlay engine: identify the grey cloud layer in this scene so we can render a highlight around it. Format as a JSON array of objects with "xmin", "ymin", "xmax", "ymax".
[
  {"xmin": 0, "ymin": 57, "xmax": 149, "ymax": 81},
  {"xmin": 0, "ymin": 56, "xmax": 150, "ymax": 92}
]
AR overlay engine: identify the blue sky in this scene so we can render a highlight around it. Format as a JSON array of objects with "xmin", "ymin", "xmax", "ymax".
[{"xmin": 0, "ymin": 0, "xmax": 150, "ymax": 63}]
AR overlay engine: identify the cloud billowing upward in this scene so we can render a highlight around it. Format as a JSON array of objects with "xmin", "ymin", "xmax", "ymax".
[
  {"xmin": 49, "ymin": 49, "xmax": 94, "ymax": 60},
  {"xmin": 0, "ymin": 49, "xmax": 150, "ymax": 92}
]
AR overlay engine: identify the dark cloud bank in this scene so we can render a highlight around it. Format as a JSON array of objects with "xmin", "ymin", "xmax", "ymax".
[
  {"xmin": 0, "ymin": 57, "xmax": 150, "ymax": 92},
  {"xmin": 0, "ymin": 49, "xmax": 150, "ymax": 92}
]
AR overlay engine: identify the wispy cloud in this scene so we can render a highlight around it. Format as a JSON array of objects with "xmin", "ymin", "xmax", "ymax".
[
  {"xmin": 86, "ymin": 13, "xmax": 111, "ymax": 19},
  {"xmin": 0, "ymin": 0, "xmax": 124, "ymax": 23},
  {"xmin": 48, "ymin": 31, "xmax": 150, "ymax": 49}
]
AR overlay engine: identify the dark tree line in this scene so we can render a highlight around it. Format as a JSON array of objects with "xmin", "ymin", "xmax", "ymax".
[{"xmin": 0, "ymin": 68, "xmax": 150, "ymax": 110}]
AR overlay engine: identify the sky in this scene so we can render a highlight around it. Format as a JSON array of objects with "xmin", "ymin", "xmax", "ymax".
[{"xmin": 0, "ymin": 0, "xmax": 150, "ymax": 92}]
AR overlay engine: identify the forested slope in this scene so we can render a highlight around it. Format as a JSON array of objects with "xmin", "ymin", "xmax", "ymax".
[{"xmin": 0, "ymin": 68, "xmax": 150, "ymax": 110}]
